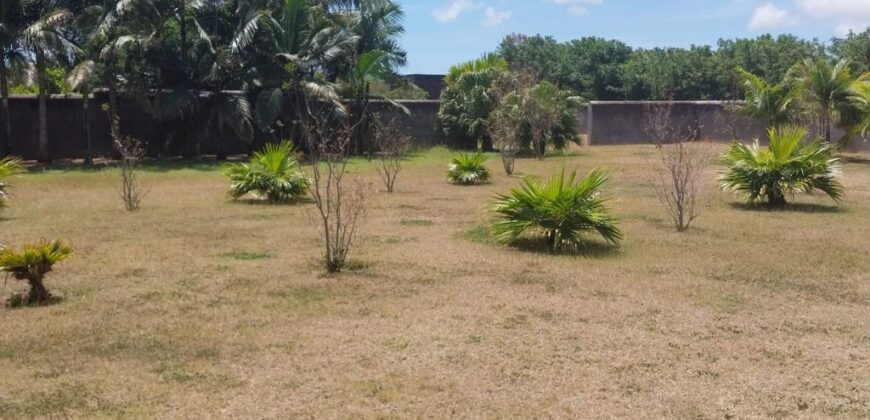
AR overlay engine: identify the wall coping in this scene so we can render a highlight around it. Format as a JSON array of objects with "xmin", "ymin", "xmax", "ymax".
[{"xmin": 589, "ymin": 100, "xmax": 745, "ymax": 105}]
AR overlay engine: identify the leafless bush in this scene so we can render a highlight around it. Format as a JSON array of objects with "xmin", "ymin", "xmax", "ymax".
[
  {"xmin": 114, "ymin": 135, "xmax": 146, "ymax": 212},
  {"xmin": 371, "ymin": 115, "xmax": 411, "ymax": 193},
  {"xmin": 489, "ymin": 72, "xmax": 532, "ymax": 175},
  {"xmin": 296, "ymin": 96, "xmax": 369, "ymax": 273},
  {"xmin": 643, "ymin": 102, "xmax": 711, "ymax": 232}
]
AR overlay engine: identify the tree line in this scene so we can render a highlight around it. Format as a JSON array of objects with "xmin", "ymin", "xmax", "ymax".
[
  {"xmin": 0, "ymin": 0, "xmax": 407, "ymax": 162},
  {"xmin": 497, "ymin": 31, "xmax": 870, "ymax": 101}
]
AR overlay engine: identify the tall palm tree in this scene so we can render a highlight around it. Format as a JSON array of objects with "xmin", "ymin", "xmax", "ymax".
[
  {"xmin": 0, "ymin": 0, "xmax": 30, "ymax": 156},
  {"xmin": 20, "ymin": 1, "xmax": 79, "ymax": 163},
  {"xmin": 792, "ymin": 58, "xmax": 863, "ymax": 145},
  {"xmin": 736, "ymin": 67, "xmax": 797, "ymax": 128},
  {"xmin": 850, "ymin": 74, "xmax": 870, "ymax": 138},
  {"xmin": 233, "ymin": 0, "xmax": 357, "ymax": 136}
]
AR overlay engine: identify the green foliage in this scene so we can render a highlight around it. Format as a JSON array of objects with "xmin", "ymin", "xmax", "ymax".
[
  {"xmin": 490, "ymin": 168, "xmax": 622, "ymax": 251},
  {"xmin": 439, "ymin": 55, "xmax": 508, "ymax": 150},
  {"xmin": 447, "ymin": 152, "xmax": 491, "ymax": 185},
  {"xmin": 225, "ymin": 141, "xmax": 310, "ymax": 203},
  {"xmin": 498, "ymin": 33, "xmax": 827, "ymax": 100},
  {"xmin": 0, "ymin": 157, "xmax": 23, "ymax": 209},
  {"xmin": 736, "ymin": 67, "xmax": 798, "ymax": 127},
  {"xmin": 830, "ymin": 29, "xmax": 870, "ymax": 74},
  {"xmin": 792, "ymin": 58, "xmax": 866, "ymax": 144},
  {"xmin": 719, "ymin": 126, "xmax": 844, "ymax": 207},
  {"xmin": 0, "ymin": 240, "xmax": 73, "ymax": 306}
]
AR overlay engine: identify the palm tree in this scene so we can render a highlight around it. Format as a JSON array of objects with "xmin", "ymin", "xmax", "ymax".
[
  {"xmin": 847, "ymin": 73, "xmax": 870, "ymax": 139},
  {"xmin": 0, "ymin": 239, "xmax": 73, "ymax": 305},
  {"xmin": 225, "ymin": 140, "xmax": 309, "ymax": 202},
  {"xmin": 792, "ymin": 58, "xmax": 863, "ymax": 145},
  {"xmin": 719, "ymin": 125, "xmax": 843, "ymax": 207},
  {"xmin": 490, "ymin": 167, "xmax": 623, "ymax": 251},
  {"xmin": 0, "ymin": 156, "xmax": 22, "ymax": 209},
  {"xmin": 736, "ymin": 67, "xmax": 797, "ymax": 128},
  {"xmin": 439, "ymin": 55, "xmax": 509, "ymax": 151},
  {"xmin": 0, "ymin": 0, "xmax": 30, "ymax": 156},
  {"xmin": 20, "ymin": 1, "xmax": 79, "ymax": 163},
  {"xmin": 233, "ymin": 0, "xmax": 358, "ymax": 136}
]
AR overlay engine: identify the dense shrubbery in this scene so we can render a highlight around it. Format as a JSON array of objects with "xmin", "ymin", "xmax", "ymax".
[
  {"xmin": 490, "ymin": 168, "xmax": 622, "ymax": 251},
  {"xmin": 447, "ymin": 152, "xmax": 491, "ymax": 185},
  {"xmin": 226, "ymin": 141, "xmax": 310, "ymax": 203},
  {"xmin": 0, "ymin": 240, "xmax": 73, "ymax": 306},
  {"xmin": 719, "ymin": 126, "xmax": 843, "ymax": 207}
]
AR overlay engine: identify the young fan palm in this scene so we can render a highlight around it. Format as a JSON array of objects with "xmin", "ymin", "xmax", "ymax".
[
  {"xmin": 0, "ymin": 156, "xmax": 22, "ymax": 208},
  {"xmin": 0, "ymin": 239, "xmax": 73, "ymax": 305},
  {"xmin": 447, "ymin": 152, "xmax": 491, "ymax": 185},
  {"xmin": 225, "ymin": 141, "xmax": 310, "ymax": 203},
  {"xmin": 491, "ymin": 168, "xmax": 622, "ymax": 251},
  {"xmin": 719, "ymin": 126, "xmax": 843, "ymax": 207},
  {"xmin": 792, "ymin": 59, "xmax": 862, "ymax": 145}
]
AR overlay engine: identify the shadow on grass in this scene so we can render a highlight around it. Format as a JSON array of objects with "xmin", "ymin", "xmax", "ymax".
[
  {"xmin": 5, "ymin": 293, "xmax": 64, "ymax": 309},
  {"xmin": 841, "ymin": 155, "xmax": 870, "ymax": 165},
  {"xmin": 464, "ymin": 225, "xmax": 621, "ymax": 258},
  {"xmin": 229, "ymin": 197, "xmax": 314, "ymax": 206},
  {"xmin": 728, "ymin": 202, "xmax": 844, "ymax": 214}
]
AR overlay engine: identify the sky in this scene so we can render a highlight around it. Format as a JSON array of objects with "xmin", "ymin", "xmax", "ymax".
[{"xmin": 397, "ymin": 0, "xmax": 870, "ymax": 74}]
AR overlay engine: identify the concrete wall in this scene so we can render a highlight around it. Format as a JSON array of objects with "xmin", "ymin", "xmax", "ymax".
[
  {"xmin": 0, "ymin": 95, "xmax": 444, "ymax": 160},
  {"xmin": 586, "ymin": 101, "xmax": 870, "ymax": 153}
]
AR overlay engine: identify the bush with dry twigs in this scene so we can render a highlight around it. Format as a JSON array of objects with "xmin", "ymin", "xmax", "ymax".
[
  {"xmin": 643, "ymin": 102, "xmax": 711, "ymax": 232},
  {"xmin": 371, "ymin": 115, "xmax": 411, "ymax": 193}
]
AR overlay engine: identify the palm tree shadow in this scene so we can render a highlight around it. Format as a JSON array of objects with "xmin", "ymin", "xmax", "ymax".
[
  {"xmin": 231, "ymin": 197, "xmax": 314, "ymax": 206},
  {"xmin": 841, "ymin": 155, "xmax": 870, "ymax": 165},
  {"xmin": 728, "ymin": 202, "xmax": 844, "ymax": 214},
  {"xmin": 507, "ymin": 237, "xmax": 622, "ymax": 258}
]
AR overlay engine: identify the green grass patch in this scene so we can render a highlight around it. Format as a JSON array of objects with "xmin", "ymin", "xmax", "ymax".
[{"xmin": 218, "ymin": 251, "xmax": 273, "ymax": 261}]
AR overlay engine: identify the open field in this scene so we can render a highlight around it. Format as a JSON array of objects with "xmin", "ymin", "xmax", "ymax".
[{"xmin": 0, "ymin": 145, "xmax": 869, "ymax": 418}]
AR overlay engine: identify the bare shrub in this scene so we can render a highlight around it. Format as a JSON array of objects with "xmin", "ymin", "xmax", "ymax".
[
  {"xmin": 643, "ymin": 102, "xmax": 711, "ymax": 232},
  {"xmin": 371, "ymin": 115, "xmax": 410, "ymax": 193},
  {"xmin": 114, "ymin": 135, "xmax": 146, "ymax": 212},
  {"xmin": 489, "ymin": 72, "xmax": 531, "ymax": 175},
  {"xmin": 297, "ymin": 97, "xmax": 369, "ymax": 273}
]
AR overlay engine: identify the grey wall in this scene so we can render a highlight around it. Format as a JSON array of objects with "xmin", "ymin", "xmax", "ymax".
[
  {"xmin": 0, "ymin": 95, "xmax": 445, "ymax": 161},
  {"xmin": 586, "ymin": 101, "xmax": 870, "ymax": 153}
]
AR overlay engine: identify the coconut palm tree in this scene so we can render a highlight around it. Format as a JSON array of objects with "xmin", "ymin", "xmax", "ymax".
[
  {"xmin": 792, "ymin": 58, "xmax": 863, "ymax": 145},
  {"xmin": 0, "ymin": 0, "xmax": 31, "ymax": 156},
  {"xmin": 719, "ymin": 125, "xmax": 843, "ymax": 207},
  {"xmin": 232, "ymin": 0, "xmax": 358, "ymax": 135},
  {"xmin": 736, "ymin": 67, "xmax": 797, "ymax": 128},
  {"xmin": 848, "ymin": 74, "xmax": 870, "ymax": 138},
  {"xmin": 20, "ymin": 1, "xmax": 79, "ymax": 163}
]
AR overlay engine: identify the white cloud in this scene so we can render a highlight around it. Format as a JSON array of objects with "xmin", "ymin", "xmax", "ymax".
[
  {"xmin": 432, "ymin": 0, "xmax": 478, "ymax": 23},
  {"xmin": 795, "ymin": 0, "xmax": 869, "ymax": 36},
  {"xmin": 482, "ymin": 7, "xmax": 513, "ymax": 27},
  {"xmin": 748, "ymin": 3, "xmax": 796, "ymax": 30},
  {"xmin": 545, "ymin": 0, "xmax": 603, "ymax": 16},
  {"xmin": 795, "ymin": 0, "xmax": 870, "ymax": 19}
]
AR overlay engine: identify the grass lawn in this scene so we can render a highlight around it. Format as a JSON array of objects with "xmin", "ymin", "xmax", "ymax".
[{"xmin": 0, "ymin": 145, "xmax": 868, "ymax": 418}]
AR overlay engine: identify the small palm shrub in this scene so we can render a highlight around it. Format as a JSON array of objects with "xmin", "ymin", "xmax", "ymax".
[
  {"xmin": 226, "ymin": 141, "xmax": 310, "ymax": 203},
  {"xmin": 0, "ymin": 240, "xmax": 73, "ymax": 306},
  {"xmin": 0, "ymin": 157, "xmax": 23, "ymax": 209},
  {"xmin": 719, "ymin": 126, "xmax": 843, "ymax": 207},
  {"xmin": 447, "ymin": 152, "xmax": 491, "ymax": 185},
  {"xmin": 490, "ymin": 168, "xmax": 623, "ymax": 251}
]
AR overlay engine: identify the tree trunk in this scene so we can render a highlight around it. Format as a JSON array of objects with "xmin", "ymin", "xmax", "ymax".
[
  {"xmin": 216, "ymin": 100, "xmax": 226, "ymax": 161},
  {"xmin": 83, "ymin": 93, "xmax": 93, "ymax": 164},
  {"xmin": 106, "ymin": 65, "xmax": 122, "ymax": 139},
  {"xmin": 27, "ymin": 277, "xmax": 50, "ymax": 305},
  {"xmin": 767, "ymin": 189, "xmax": 786, "ymax": 208},
  {"xmin": 0, "ymin": 66, "xmax": 11, "ymax": 156},
  {"xmin": 37, "ymin": 48, "xmax": 50, "ymax": 163}
]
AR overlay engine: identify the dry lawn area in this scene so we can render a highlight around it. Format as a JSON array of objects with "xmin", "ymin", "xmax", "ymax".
[{"xmin": 0, "ymin": 146, "xmax": 868, "ymax": 418}]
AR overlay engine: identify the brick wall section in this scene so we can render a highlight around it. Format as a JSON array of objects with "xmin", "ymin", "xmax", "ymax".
[
  {"xmin": 0, "ymin": 95, "xmax": 445, "ymax": 160},
  {"xmin": 586, "ymin": 101, "xmax": 870, "ymax": 153}
]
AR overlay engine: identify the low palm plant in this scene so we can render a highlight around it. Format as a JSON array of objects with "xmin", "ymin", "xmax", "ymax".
[
  {"xmin": 447, "ymin": 152, "xmax": 491, "ymax": 185},
  {"xmin": 490, "ymin": 168, "xmax": 623, "ymax": 251},
  {"xmin": 0, "ymin": 240, "xmax": 73, "ymax": 306},
  {"xmin": 719, "ymin": 126, "xmax": 843, "ymax": 207},
  {"xmin": 0, "ymin": 157, "xmax": 23, "ymax": 209},
  {"xmin": 225, "ymin": 141, "xmax": 310, "ymax": 203}
]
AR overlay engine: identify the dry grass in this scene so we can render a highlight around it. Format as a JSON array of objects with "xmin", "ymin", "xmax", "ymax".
[{"xmin": 0, "ymin": 145, "xmax": 868, "ymax": 418}]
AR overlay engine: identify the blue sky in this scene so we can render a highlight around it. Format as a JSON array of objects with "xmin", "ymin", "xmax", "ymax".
[{"xmin": 398, "ymin": 0, "xmax": 870, "ymax": 74}]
